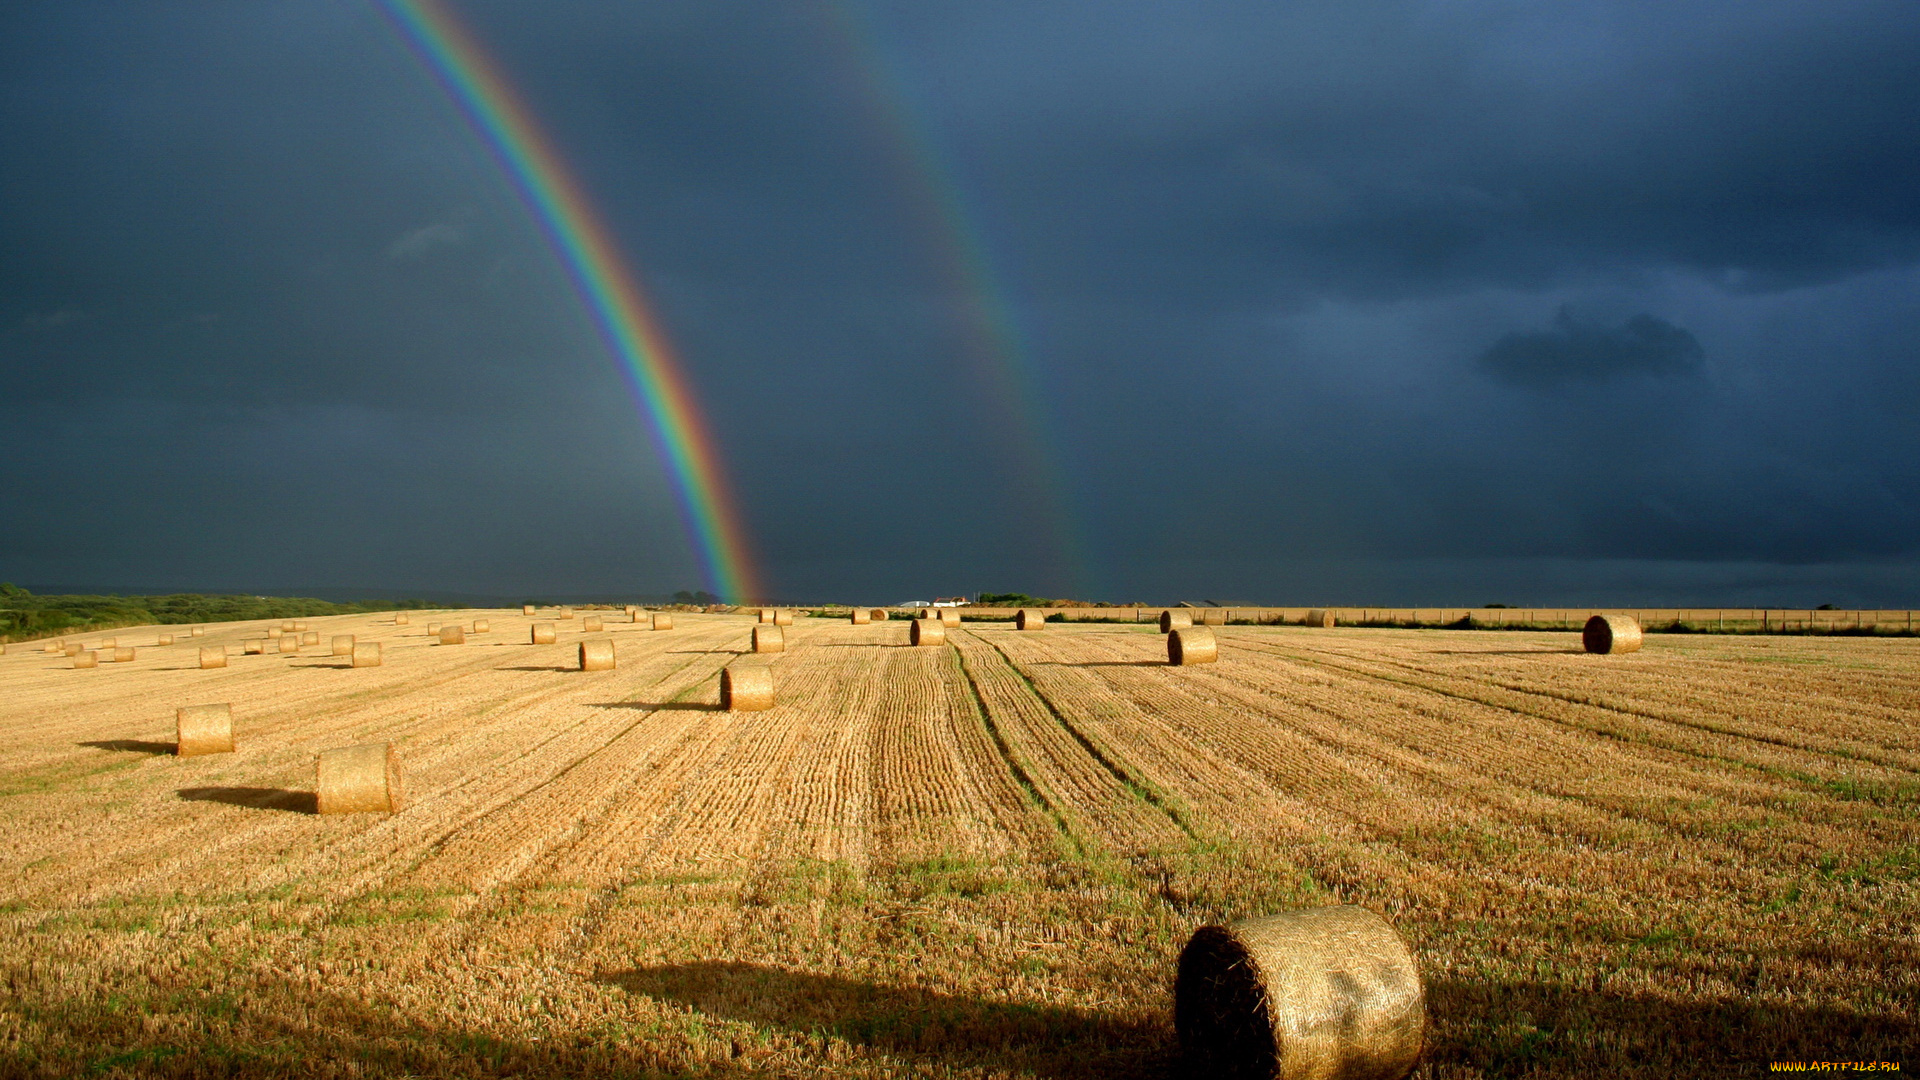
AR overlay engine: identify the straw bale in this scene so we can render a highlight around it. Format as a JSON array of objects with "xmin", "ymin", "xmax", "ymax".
[
  {"xmin": 759, "ymin": 608, "xmax": 776, "ymax": 623},
  {"xmin": 190, "ymin": 626, "xmax": 204, "ymax": 637},
  {"xmin": 293, "ymin": 621, "xmax": 307, "ymax": 631},
  {"xmin": 331, "ymin": 635, "xmax": 356, "ymax": 656},
  {"xmin": 157, "ymin": 634, "xmax": 174, "ymax": 646},
  {"xmin": 1015, "ymin": 608, "xmax": 1047, "ymax": 630},
  {"xmin": 579, "ymin": 638, "xmax": 615, "ymax": 671},
  {"xmin": 522, "ymin": 605, "xmax": 536, "ymax": 616},
  {"xmin": 114, "ymin": 647, "xmax": 136, "ymax": 663},
  {"xmin": 426, "ymin": 623, "xmax": 440, "ymax": 635},
  {"xmin": 316, "ymin": 742, "xmax": 403, "ymax": 814},
  {"xmin": 74, "ymin": 651, "xmax": 98, "ymax": 669},
  {"xmin": 176, "ymin": 703, "xmax": 234, "ymax": 757},
  {"xmin": 652, "ymin": 612, "xmax": 673, "ymax": 630},
  {"xmin": 1582, "ymin": 614, "xmax": 1643, "ymax": 655},
  {"xmin": 100, "ymin": 637, "xmax": 117, "ymax": 648},
  {"xmin": 558, "ymin": 606, "xmax": 574, "ymax": 619},
  {"xmin": 871, "ymin": 609, "xmax": 888, "ymax": 621},
  {"xmin": 583, "ymin": 615, "xmax": 604, "ymax": 632},
  {"xmin": 1160, "ymin": 610, "xmax": 1193, "ymax": 633},
  {"xmin": 300, "ymin": 632, "xmax": 319, "ymax": 646},
  {"xmin": 42, "ymin": 640, "xmax": 62, "ymax": 654},
  {"xmin": 472, "ymin": 619, "xmax": 490, "ymax": 633},
  {"xmin": 199, "ymin": 646, "xmax": 227, "ymax": 670},
  {"xmin": 939, "ymin": 608, "xmax": 960, "ymax": 626},
  {"xmin": 243, "ymin": 640, "xmax": 264, "ymax": 655},
  {"xmin": 774, "ymin": 609, "xmax": 794, "ymax": 626},
  {"xmin": 625, "ymin": 605, "xmax": 638, "ymax": 617},
  {"xmin": 281, "ymin": 621, "xmax": 296, "ymax": 633},
  {"xmin": 721, "ymin": 663, "xmax": 775, "ymax": 711},
  {"xmin": 278, "ymin": 636, "xmax": 300, "ymax": 654},
  {"xmin": 352, "ymin": 642, "xmax": 382, "ymax": 667},
  {"xmin": 1305, "ymin": 609, "xmax": 1335, "ymax": 629},
  {"xmin": 918, "ymin": 608, "xmax": 936, "ymax": 619},
  {"xmin": 849, "ymin": 608, "xmax": 871, "ymax": 624},
  {"xmin": 911, "ymin": 619, "xmax": 946, "ymax": 646},
  {"xmin": 752, "ymin": 625, "xmax": 785, "ymax": 653},
  {"xmin": 395, "ymin": 613, "xmax": 409, "ymax": 625},
  {"xmin": 1175, "ymin": 906, "xmax": 1426, "ymax": 1080},
  {"xmin": 1201, "ymin": 609, "xmax": 1227, "ymax": 626},
  {"xmin": 531, "ymin": 622, "xmax": 557, "ymax": 644},
  {"xmin": 438, "ymin": 625, "xmax": 465, "ymax": 645},
  {"xmin": 1169, "ymin": 627, "xmax": 1218, "ymax": 665},
  {"xmin": 63, "ymin": 644, "xmax": 82, "ymax": 657}
]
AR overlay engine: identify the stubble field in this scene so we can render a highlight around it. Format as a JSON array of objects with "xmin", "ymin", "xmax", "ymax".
[{"xmin": 0, "ymin": 611, "xmax": 1913, "ymax": 1077}]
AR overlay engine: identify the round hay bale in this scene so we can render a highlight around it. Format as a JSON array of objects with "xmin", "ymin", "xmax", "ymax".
[
  {"xmin": 579, "ymin": 639, "xmax": 615, "ymax": 671},
  {"xmin": 351, "ymin": 641, "xmax": 382, "ymax": 668},
  {"xmin": 114, "ymin": 647, "xmax": 136, "ymax": 663},
  {"xmin": 531, "ymin": 622, "xmax": 557, "ymax": 644},
  {"xmin": 300, "ymin": 632, "xmax": 319, "ymax": 646},
  {"xmin": 280, "ymin": 621, "xmax": 296, "ymax": 633},
  {"xmin": 849, "ymin": 608, "xmax": 871, "ymax": 625},
  {"xmin": 278, "ymin": 636, "xmax": 299, "ymax": 654},
  {"xmin": 758, "ymin": 608, "xmax": 776, "ymax": 624},
  {"xmin": 157, "ymin": 634, "xmax": 174, "ymax": 646},
  {"xmin": 316, "ymin": 742, "xmax": 403, "ymax": 814},
  {"xmin": 1015, "ymin": 608, "xmax": 1047, "ymax": 630},
  {"xmin": 426, "ymin": 623, "xmax": 440, "ymax": 635},
  {"xmin": 871, "ymin": 609, "xmax": 889, "ymax": 621},
  {"xmin": 911, "ymin": 619, "xmax": 946, "ymax": 646},
  {"xmin": 1305, "ymin": 609, "xmax": 1335, "ymax": 629},
  {"xmin": 394, "ymin": 613, "xmax": 410, "ymax": 626},
  {"xmin": 1169, "ymin": 627, "xmax": 1218, "ymax": 665},
  {"xmin": 438, "ymin": 625, "xmax": 465, "ymax": 645},
  {"xmin": 1175, "ymin": 906, "xmax": 1426, "ymax": 1080},
  {"xmin": 522, "ymin": 604, "xmax": 536, "ymax": 616},
  {"xmin": 243, "ymin": 640, "xmax": 263, "ymax": 655},
  {"xmin": 63, "ymin": 644, "xmax": 82, "ymax": 657},
  {"xmin": 199, "ymin": 646, "xmax": 227, "ymax": 670},
  {"xmin": 583, "ymin": 615, "xmax": 604, "ymax": 632},
  {"xmin": 918, "ymin": 608, "xmax": 936, "ymax": 619},
  {"xmin": 293, "ymin": 621, "xmax": 307, "ymax": 632},
  {"xmin": 752, "ymin": 625, "xmax": 785, "ymax": 653},
  {"xmin": 176, "ymin": 703, "xmax": 234, "ymax": 757},
  {"xmin": 42, "ymin": 640, "xmax": 63, "ymax": 654},
  {"xmin": 190, "ymin": 626, "xmax": 204, "ymax": 637},
  {"xmin": 558, "ymin": 606, "xmax": 574, "ymax": 620},
  {"xmin": 774, "ymin": 609, "xmax": 794, "ymax": 626},
  {"xmin": 100, "ymin": 637, "xmax": 117, "ymax": 649},
  {"xmin": 651, "ymin": 612, "xmax": 673, "ymax": 630},
  {"xmin": 625, "ymin": 605, "xmax": 638, "ymax": 617},
  {"xmin": 74, "ymin": 651, "xmax": 98, "ymax": 669},
  {"xmin": 1160, "ymin": 610, "xmax": 1194, "ymax": 633},
  {"xmin": 721, "ymin": 663, "xmax": 775, "ymax": 711},
  {"xmin": 472, "ymin": 619, "xmax": 490, "ymax": 634},
  {"xmin": 939, "ymin": 608, "xmax": 960, "ymax": 626},
  {"xmin": 1583, "ymin": 614, "xmax": 1643, "ymax": 655},
  {"xmin": 331, "ymin": 635, "xmax": 356, "ymax": 656}
]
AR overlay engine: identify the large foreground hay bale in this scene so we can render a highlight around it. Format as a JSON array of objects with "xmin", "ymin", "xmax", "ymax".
[
  {"xmin": 300, "ymin": 631, "xmax": 319, "ymax": 646},
  {"xmin": 1160, "ymin": 610, "xmax": 1194, "ymax": 632},
  {"xmin": 114, "ymin": 647, "xmax": 136, "ymax": 663},
  {"xmin": 394, "ymin": 613, "xmax": 409, "ymax": 626},
  {"xmin": 1169, "ymin": 627, "xmax": 1217, "ymax": 665},
  {"xmin": 522, "ymin": 604, "xmax": 536, "ymax": 616},
  {"xmin": 652, "ymin": 612, "xmax": 673, "ymax": 630},
  {"xmin": 911, "ymin": 619, "xmax": 946, "ymax": 646},
  {"xmin": 199, "ymin": 646, "xmax": 227, "ymax": 670},
  {"xmin": 1015, "ymin": 608, "xmax": 1047, "ymax": 630},
  {"xmin": 1583, "ymin": 614, "xmax": 1643, "ymax": 655},
  {"xmin": 721, "ymin": 663, "xmax": 775, "ymax": 711},
  {"xmin": 472, "ymin": 619, "xmax": 490, "ymax": 633},
  {"xmin": 583, "ymin": 615, "xmax": 604, "ymax": 632},
  {"xmin": 579, "ymin": 639, "xmax": 616, "ymax": 671},
  {"xmin": 278, "ymin": 636, "xmax": 300, "ymax": 654},
  {"xmin": 849, "ymin": 608, "xmax": 871, "ymax": 625},
  {"xmin": 531, "ymin": 622, "xmax": 557, "ymax": 644},
  {"xmin": 438, "ymin": 625, "xmax": 466, "ymax": 645},
  {"xmin": 1175, "ymin": 906, "xmax": 1426, "ymax": 1080},
  {"xmin": 752, "ymin": 625, "xmax": 784, "ymax": 653},
  {"xmin": 74, "ymin": 651, "xmax": 98, "ymax": 669},
  {"xmin": 331, "ymin": 635, "xmax": 355, "ymax": 656},
  {"xmin": 1305, "ymin": 609, "xmax": 1335, "ymax": 629},
  {"xmin": 759, "ymin": 608, "xmax": 776, "ymax": 623},
  {"xmin": 774, "ymin": 609, "xmax": 794, "ymax": 626},
  {"xmin": 316, "ymin": 742, "xmax": 402, "ymax": 814},
  {"xmin": 351, "ymin": 641, "xmax": 382, "ymax": 667},
  {"xmin": 871, "ymin": 609, "xmax": 888, "ymax": 621},
  {"xmin": 176, "ymin": 703, "xmax": 234, "ymax": 757}
]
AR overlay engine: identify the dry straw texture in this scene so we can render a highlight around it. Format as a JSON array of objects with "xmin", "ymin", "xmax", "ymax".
[
  {"xmin": 41, "ymin": 640, "xmax": 62, "ymax": 654},
  {"xmin": 293, "ymin": 622, "xmax": 307, "ymax": 632},
  {"xmin": 558, "ymin": 607, "xmax": 573, "ymax": 620},
  {"xmin": 774, "ymin": 610, "xmax": 794, "ymax": 626},
  {"xmin": 911, "ymin": 619, "xmax": 946, "ymax": 646},
  {"xmin": 99, "ymin": 638, "xmax": 116, "ymax": 649},
  {"xmin": 280, "ymin": 622, "xmax": 296, "ymax": 633},
  {"xmin": 113, "ymin": 647, "xmax": 135, "ymax": 663},
  {"xmin": 472, "ymin": 619, "xmax": 490, "ymax": 634},
  {"xmin": 758, "ymin": 608, "xmax": 776, "ymax": 624},
  {"xmin": 157, "ymin": 634, "xmax": 173, "ymax": 646},
  {"xmin": 751, "ymin": 625, "xmax": 785, "ymax": 654},
  {"xmin": 243, "ymin": 641, "xmax": 263, "ymax": 655},
  {"xmin": 849, "ymin": 608, "xmax": 871, "ymax": 625},
  {"xmin": 438, "ymin": 625, "xmax": 466, "ymax": 646},
  {"xmin": 720, "ymin": 663, "xmax": 775, "ymax": 711},
  {"xmin": 1175, "ymin": 906, "xmax": 1426, "ymax": 1080},
  {"xmin": 175, "ymin": 703, "xmax": 234, "ymax": 757},
  {"xmin": 1160, "ymin": 610, "xmax": 1194, "ymax": 632},
  {"xmin": 651, "ymin": 613, "xmax": 673, "ymax": 630},
  {"xmin": 1583, "ymin": 613, "xmax": 1644, "ymax": 655},
  {"xmin": 323, "ymin": 635, "xmax": 351, "ymax": 657},
  {"xmin": 1016, "ymin": 608, "xmax": 1047, "ymax": 630},
  {"xmin": 351, "ymin": 642, "xmax": 382, "ymax": 667},
  {"xmin": 394, "ymin": 613, "xmax": 409, "ymax": 625},
  {"xmin": 189, "ymin": 626, "xmax": 204, "ymax": 637},
  {"xmin": 870, "ymin": 608, "xmax": 888, "ymax": 621},
  {"xmin": 522, "ymin": 605, "xmax": 535, "ymax": 616},
  {"xmin": 300, "ymin": 632, "xmax": 319, "ymax": 646},
  {"xmin": 316, "ymin": 742, "xmax": 403, "ymax": 814},
  {"xmin": 583, "ymin": 616, "xmax": 604, "ymax": 632},
  {"xmin": 1306, "ymin": 609, "xmax": 1335, "ymax": 629},
  {"xmin": 63, "ymin": 645, "xmax": 82, "ymax": 658},
  {"xmin": 72, "ymin": 652, "xmax": 97, "ymax": 669},
  {"xmin": 426, "ymin": 624, "xmax": 440, "ymax": 635},
  {"xmin": 278, "ymin": 637, "xmax": 299, "ymax": 654},
  {"xmin": 579, "ymin": 639, "xmax": 616, "ymax": 671},
  {"xmin": 1202, "ymin": 609, "xmax": 1228, "ymax": 626},
  {"xmin": 939, "ymin": 609, "xmax": 961, "ymax": 626},
  {"xmin": 1170, "ymin": 627, "xmax": 1218, "ymax": 665},
  {"xmin": 198, "ymin": 647, "xmax": 226, "ymax": 670},
  {"xmin": 530, "ymin": 622, "xmax": 556, "ymax": 644}
]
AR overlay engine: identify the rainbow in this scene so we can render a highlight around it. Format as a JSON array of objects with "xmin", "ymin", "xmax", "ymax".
[{"xmin": 373, "ymin": 0, "xmax": 761, "ymax": 603}]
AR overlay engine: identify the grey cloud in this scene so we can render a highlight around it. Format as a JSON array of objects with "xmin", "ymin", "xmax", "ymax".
[
  {"xmin": 385, "ymin": 220, "xmax": 465, "ymax": 260},
  {"xmin": 1479, "ymin": 308, "xmax": 1705, "ymax": 386}
]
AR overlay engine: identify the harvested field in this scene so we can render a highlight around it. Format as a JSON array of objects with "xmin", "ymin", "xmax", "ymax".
[{"xmin": 0, "ymin": 614, "xmax": 1912, "ymax": 1077}]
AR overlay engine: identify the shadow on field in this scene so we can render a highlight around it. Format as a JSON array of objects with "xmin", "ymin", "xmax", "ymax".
[
  {"xmin": 177, "ymin": 786, "xmax": 317, "ymax": 814},
  {"xmin": 496, "ymin": 664, "xmax": 572, "ymax": 672},
  {"xmin": 1041, "ymin": 660, "xmax": 1163, "ymax": 668},
  {"xmin": 598, "ymin": 962, "xmax": 1175, "ymax": 1079},
  {"xmin": 80, "ymin": 739, "xmax": 175, "ymax": 755},
  {"xmin": 1431, "ymin": 648, "xmax": 1583, "ymax": 656},
  {"xmin": 590, "ymin": 701, "xmax": 722, "ymax": 712}
]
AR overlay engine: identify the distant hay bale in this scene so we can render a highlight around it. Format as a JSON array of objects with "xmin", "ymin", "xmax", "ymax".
[
  {"xmin": 558, "ymin": 606, "xmax": 574, "ymax": 620},
  {"xmin": 74, "ymin": 651, "xmax": 98, "ymax": 669},
  {"xmin": 583, "ymin": 615, "xmax": 604, "ymax": 632},
  {"xmin": 522, "ymin": 605, "xmax": 535, "ymax": 616},
  {"xmin": 114, "ymin": 647, "xmax": 135, "ymax": 663},
  {"xmin": 939, "ymin": 608, "xmax": 960, "ymax": 626},
  {"xmin": 625, "ymin": 605, "xmax": 638, "ymax": 617},
  {"xmin": 651, "ymin": 612, "xmax": 673, "ymax": 630},
  {"xmin": 426, "ymin": 623, "xmax": 441, "ymax": 635},
  {"xmin": 531, "ymin": 622, "xmax": 556, "ymax": 644},
  {"xmin": 1583, "ymin": 614, "xmax": 1643, "ymax": 655},
  {"xmin": 849, "ymin": 608, "xmax": 871, "ymax": 625},
  {"xmin": 293, "ymin": 621, "xmax": 307, "ymax": 632},
  {"xmin": 1160, "ymin": 610, "xmax": 1193, "ymax": 633},
  {"xmin": 1169, "ymin": 627, "xmax": 1218, "ymax": 665},
  {"xmin": 752, "ymin": 625, "xmax": 785, "ymax": 653},
  {"xmin": 316, "ymin": 742, "xmax": 403, "ymax": 814},
  {"xmin": 243, "ymin": 640, "xmax": 264, "ymax": 655},
  {"xmin": 281, "ymin": 621, "xmax": 296, "ymax": 633},
  {"xmin": 871, "ymin": 609, "xmax": 888, "ymax": 621},
  {"xmin": 176, "ymin": 703, "xmax": 234, "ymax": 757},
  {"xmin": 278, "ymin": 637, "xmax": 299, "ymax": 654},
  {"xmin": 472, "ymin": 619, "xmax": 490, "ymax": 633},
  {"xmin": 911, "ymin": 619, "xmax": 946, "ymax": 646},
  {"xmin": 1201, "ymin": 609, "xmax": 1227, "ymax": 626},
  {"xmin": 579, "ymin": 639, "xmax": 615, "ymax": 671},
  {"xmin": 100, "ymin": 637, "xmax": 117, "ymax": 649},
  {"xmin": 199, "ymin": 647, "xmax": 227, "ymax": 670},
  {"xmin": 721, "ymin": 663, "xmax": 775, "ymax": 711},
  {"xmin": 157, "ymin": 634, "xmax": 174, "ymax": 646},
  {"xmin": 1015, "ymin": 608, "xmax": 1047, "ymax": 630},
  {"xmin": 190, "ymin": 626, "xmax": 204, "ymax": 637},
  {"xmin": 918, "ymin": 608, "xmax": 936, "ymax": 619},
  {"xmin": 759, "ymin": 608, "xmax": 776, "ymax": 624},
  {"xmin": 43, "ymin": 640, "xmax": 63, "ymax": 654},
  {"xmin": 351, "ymin": 641, "xmax": 382, "ymax": 667},
  {"xmin": 300, "ymin": 632, "xmax": 319, "ymax": 646},
  {"xmin": 1305, "ymin": 609, "xmax": 1335, "ymax": 629},
  {"xmin": 774, "ymin": 609, "xmax": 794, "ymax": 626},
  {"xmin": 438, "ymin": 625, "xmax": 465, "ymax": 645},
  {"xmin": 1175, "ymin": 906, "xmax": 1426, "ymax": 1080},
  {"xmin": 394, "ymin": 613, "xmax": 410, "ymax": 626},
  {"xmin": 331, "ymin": 635, "xmax": 356, "ymax": 656}
]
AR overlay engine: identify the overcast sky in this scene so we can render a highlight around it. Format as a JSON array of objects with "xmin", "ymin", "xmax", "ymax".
[{"xmin": 3, "ymin": 1, "xmax": 1918, "ymax": 605}]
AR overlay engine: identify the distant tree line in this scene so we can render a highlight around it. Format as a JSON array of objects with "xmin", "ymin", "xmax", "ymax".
[{"xmin": 0, "ymin": 583, "xmax": 445, "ymax": 642}]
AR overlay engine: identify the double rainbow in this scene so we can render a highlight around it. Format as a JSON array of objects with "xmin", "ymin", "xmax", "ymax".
[{"xmin": 375, "ymin": 0, "xmax": 760, "ymax": 603}]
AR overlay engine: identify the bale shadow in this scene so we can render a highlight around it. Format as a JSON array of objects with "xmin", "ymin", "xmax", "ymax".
[
  {"xmin": 81, "ymin": 739, "xmax": 175, "ymax": 755},
  {"xmin": 496, "ymin": 665, "xmax": 572, "ymax": 672},
  {"xmin": 177, "ymin": 787, "xmax": 317, "ymax": 814},
  {"xmin": 1038, "ymin": 660, "xmax": 1163, "ymax": 668},
  {"xmin": 1430, "ymin": 648, "xmax": 1584, "ymax": 656},
  {"xmin": 597, "ymin": 962, "xmax": 1173, "ymax": 1079},
  {"xmin": 589, "ymin": 701, "xmax": 721, "ymax": 712}
]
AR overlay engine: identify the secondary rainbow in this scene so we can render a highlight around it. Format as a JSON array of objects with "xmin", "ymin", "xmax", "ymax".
[{"xmin": 374, "ymin": 0, "xmax": 760, "ymax": 602}]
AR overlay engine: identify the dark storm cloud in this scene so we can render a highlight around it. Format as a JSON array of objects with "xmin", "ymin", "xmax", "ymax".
[{"xmin": 1479, "ymin": 309, "xmax": 1704, "ymax": 386}]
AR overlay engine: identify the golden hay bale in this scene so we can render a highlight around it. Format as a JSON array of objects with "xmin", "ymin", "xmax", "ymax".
[
  {"xmin": 426, "ymin": 623, "xmax": 440, "ymax": 635},
  {"xmin": 1016, "ymin": 608, "xmax": 1047, "ymax": 630},
  {"xmin": 522, "ymin": 605, "xmax": 536, "ymax": 616},
  {"xmin": 281, "ymin": 621, "xmax": 296, "ymax": 633},
  {"xmin": 579, "ymin": 639, "xmax": 616, "ymax": 671},
  {"xmin": 100, "ymin": 637, "xmax": 117, "ymax": 648},
  {"xmin": 351, "ymin": 641, "xmax": 382, "ymax": 668},
  {"xmin": 1583, "ymin": 614, "xmax": 1643, "ymax": 655},
  {"xmin": 1305, "ymin": 609, "xmax": 1335, "ymax": 629},
  {"xmin": 918, "ymin": 608, "xmax": 936, "ymax": 619},
  {"xmin": 190, "ymin": 626, "xmax": 204, "ymax": 637},
  {"xmin": 625, "ymin": 605, "xmax": 638, "ymax": 617},
  {"xmin": 871, "ymin": 609, "xmax": 889, "ymax": 621},
  {"xmin": 473, "ymin": 619, "xmax": 490, "ymax": 633},
  {"xmin": 331, "ymin": 635, "xmax": 356, "ymax": 656},
  {"xmin": 774, "ymin": 609, "xmax": 794, "ymax": 626},
  {"xmin": 1201, "ymin": 609, "xmax": 1227, "ymax": 626},
  {"xmin": 652, "ymin": 612, "xmax": 673, "ymax": 630},
  {"xmin": 157, "ymin": 634, "xmax": 174, "ymax": 646},
  {"xmin": 199, "ymin": 646, "xmax": 227, "ymax": 670},
  {"xmin": 1160, "ymin": 610, "xmax": 1194, "ymax": 633},
  {"xmin": 293, "ymin": 621, "xmax": 308, "ymax": 632},
  {"xmin": 1169, "ymin": 627, "xmax": 1218, "ymax": 665},
  {"xmin": 721, "ymin": 663, "xmax": 775, "ymax": 711},
  {"xmin": 911, "ymin": 619, "xmax": 946, "ymax": 646},
  {"xmin": 316, "ymin": 742, "xmax": 403, "ymax": 814},
  {"xmin": 176, "ymin": 703, "xmax": 234, "ymax": 757},
  {"xmin": 114, "ymin": 647, "xmax": 135, "ymax": 663},
  {"xmin": 278, "ymin": 636, "xmax": 300, "ymax": 654},
  {"xmin": 394, "ymin": 613, "xmax": 410, "ymax": 625},
  {"xmin": 759, "ymin": 608, "xmax": 776, "ymax": 623},
  {"xmin": 300, "ymin": 632, "xmax": 319, "ymax": 646},
  {"xmin": 849, "ymin": 608, "xmax": 871, "ymax": 625},
  {"xmin": 43, "ymin": 640, "xmax": 63, "ymax": 654},
  {"xmin": 243, "ymin": 640, "xmax": 263, "ymax": 655},
  {"xmin": 558, "ymin": 606, "xmax": 574, "ymax": 620},
  {"xmin": 438, "ymin": 625, "xmax": 465, "ymax": 645},
  {"xmin": 939, "ymin": 608, "xmax": 961, "ymax": 626},
  {"xmin": 752, "ymin": 625, "xmax": 785, "ymax": 653},
  {"xmin": 74, "ymin": 651, "xmax": 99, "ymax": 669},
  {"xmin": 1175, "ymin": 906, "xmax": 1426, "ymax": 1080},
  {"xmin": 583, "ymin": 615, "xmax": 604, "ymax": 632},
  {"xmin": 531, "ymin": 622, "xmax": 557, "ymax": 644}
]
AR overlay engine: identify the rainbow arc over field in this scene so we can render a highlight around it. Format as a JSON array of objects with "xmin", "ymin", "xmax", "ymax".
[{"xmin": 374, "ymin": 0, "xmax": 761, "ymax": 603}]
